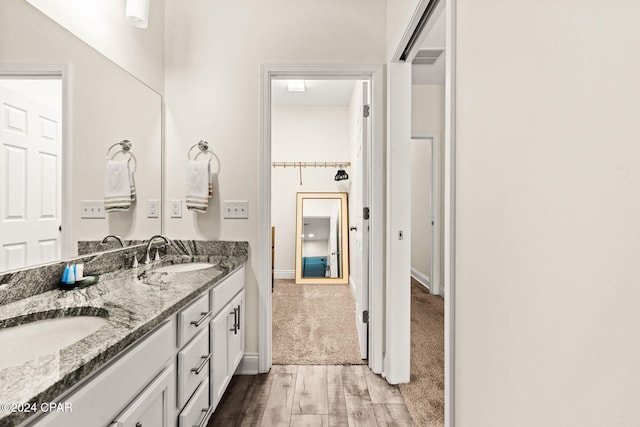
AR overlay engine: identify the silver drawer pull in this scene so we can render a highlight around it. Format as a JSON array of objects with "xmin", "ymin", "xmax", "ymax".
[
  {"xmin": 191, "ymin": 353, "xmax": 211, "ymax": 375},
  {"xmin": 193, "ymin": 408, "xmax": 209, "ymax": 427},
  {"xmin": 190, "ymin": 311, "xmax": 212, "ymax": 327}
]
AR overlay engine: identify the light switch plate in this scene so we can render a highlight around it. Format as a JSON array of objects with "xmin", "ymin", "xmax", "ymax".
[
  {"xmin": 223, "ymin": 200, "xmax": 249, "ymax": 219},
  {"xmin": 147, "ymin": 199, "xmax": 159, "ymax": 218},
  {"xmin": 80, "ymin": 200, "xmax": 105, "ymax": 219},
  {"xmin": 170, "ymin": 199, "xmax": 182, "ymax": 218}
]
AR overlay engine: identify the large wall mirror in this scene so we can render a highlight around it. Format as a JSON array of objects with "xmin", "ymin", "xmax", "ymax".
[
  {"xmin": 0, "ymin": 0, "xmax": 162, "ymax": 272},
  {"xmin": 295, "ymin": 192, "xmax": 349, "ymax": 285}
]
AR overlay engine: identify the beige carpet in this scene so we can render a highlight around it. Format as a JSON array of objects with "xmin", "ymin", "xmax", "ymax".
[
  {"xmin": 272, "ymin": 279, "xmax": 365, "ymax": 365},
  {"xmin": 399, "ymin": 278, "xmax": 445, "ymax": 426}
]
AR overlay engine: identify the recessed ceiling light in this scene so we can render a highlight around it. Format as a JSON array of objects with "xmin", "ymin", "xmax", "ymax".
[
  {"xmin": 301, "ymin": 234, "xmax": 305, "ymax": 238},
  {"xmin": 287, "ymin": 80, "xmax": 306, "ymax": 92},
  {"xmin": 308, "ymin": 234, "xmax": 315, "ymax": 238}
]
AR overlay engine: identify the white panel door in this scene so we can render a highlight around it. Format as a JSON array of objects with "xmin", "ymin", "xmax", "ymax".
[
  {"xmin": 356, "ymin": 81, "xmax": 371, "ymax": 359},
  {"xmin": 0, "ymin": 86, "xmax": 61, "ymax": 271}
]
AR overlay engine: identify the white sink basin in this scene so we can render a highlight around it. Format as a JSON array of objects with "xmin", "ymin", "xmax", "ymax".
[
  {"xmin": 0, "ymin": 316, "xmax": 107, "ymax": 369},
  {"xmin": 152, "ymin": 262, "xmax": 214, "ymax": 273}
]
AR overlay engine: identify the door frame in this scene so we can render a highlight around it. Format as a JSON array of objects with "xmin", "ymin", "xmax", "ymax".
[
  {"xmin": 0, "ymin": 64, "xmax": 71, "ymax": 261},
  {"xmin": 259, "ymin": 64, "xmax": 384, "ymax": 374},
  {"xmin": 411, "ymin": 132, "xmax": 441, "ymax": 297}
]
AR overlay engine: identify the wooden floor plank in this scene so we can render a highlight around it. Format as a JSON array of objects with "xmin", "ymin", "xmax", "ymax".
[
  {"xmin": 372, "ymin": 404, "xmax": 415, "ymax": 427},
  {"xmin": 260, "ymin": 373, "xmax": 297, "ymax": 427},
  {"xmin": 208, "ymin": 375, "xmax": 254, "ymax": 426},
  {"xmin": 342, "ymin": 366, "xmax": 378, "ymax": 427},
  {"xmin": 272, "ymin": 365, "xmax": 299, "ymax": 374},
  {"xmin": 289, "ymin": 414, "xmax": 329, "ymax": 427},
  {"xmin": 237, "ymin": 373, "xmax": 275, "ymax": 427},
  {"xmin": 363, "ymin": 368, "xmax": 405, "ymax": 404},
  {"xmin": 292, "ymin": 365, "xmax": 328, "ymax": 415},
  {"xmin": 327, "ymin": 366, "xmax": 348, "ymax": 427}
]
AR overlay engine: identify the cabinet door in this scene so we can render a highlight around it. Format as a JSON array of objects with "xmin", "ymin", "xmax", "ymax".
[
  {"xmin": 228, "ymin": 290, "xmax": 245, "ymax": 373},
  {"xmin": 110, "ymin": 365, "xmax": 174, "ymax": 427},
  {"xmin": 210, "ymin": 306, "xmax": 231, "ymax": 408}
]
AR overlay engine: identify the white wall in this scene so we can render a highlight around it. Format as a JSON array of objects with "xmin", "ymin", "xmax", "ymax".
[
  {"xmin": 302, "ymin": 240, "xmax": 329, "ymax": 258},
  {"xmin": 25, "ymin": 0, "xmax": 165, "ymax": 93},
  {"xmin": 411, "ymin": 84, "xmax": 444, "ymax": 285},
  {"xmin": 386, "ymin": 0, "xmax": 421, "ymax": 60},
  {"xmin": 271, "ymin": 106, "xmax": 350, "ymax": 274},
  {"xmin": 456, "ymin": 1, "xmax": 640, "ymax": 425},
  {"xmin": 163, "ymin": 0, "xmax": 386, "ymax": 355},
  {"xmin": 0, "ymin": 0, "xmax": 162, "ymax": 254}
]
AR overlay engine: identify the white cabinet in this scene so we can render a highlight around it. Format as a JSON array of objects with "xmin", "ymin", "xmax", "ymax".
[
  {"xmin": 228, "ymin": 289, "xmax": 245, "ymax": 373},
  {"xmin": 27, "ymin": 264, "xmax": 244, "ymax": 427},
  {"xmin": 110, "ymin": 365, "xmax": 174, "ymax": 427},
  {"xmin": 210, "ymin": 288, "xmax": 245, "ymax": 408},
  {"xmin": 210, "ymin": 304, "xmax": 231, "ymax": 407}
]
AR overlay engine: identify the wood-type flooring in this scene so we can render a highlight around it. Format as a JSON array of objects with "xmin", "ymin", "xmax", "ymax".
[{"xmin": 207, "ymin": 365, "xmax": 414, "ymax": 426}]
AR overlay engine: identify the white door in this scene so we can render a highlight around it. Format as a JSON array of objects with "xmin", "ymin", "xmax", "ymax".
[
  {"xmin": 356, "ymin": 81, "xmax": 371, "ymax": 359},
  {"xmin": 0, "ymin": 85, "xmax": 61, "ymax": 271}
]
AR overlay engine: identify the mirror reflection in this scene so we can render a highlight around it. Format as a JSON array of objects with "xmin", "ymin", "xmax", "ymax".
[
  {"xmin": 0, "ymin": 1, "xmax": 162, "ymax": 272},
  {"xmin": 296, "ymin": 193, "xmax": 349, "ymax": 284}
]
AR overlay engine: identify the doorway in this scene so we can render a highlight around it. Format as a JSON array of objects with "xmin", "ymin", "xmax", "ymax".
[
  {"xmin": 269, "ymin": 78, "xmax": 367, "ymax": 365},
  {"xmin": 259, "ymin": 65, "xmax": 384, "ymax": 374}
]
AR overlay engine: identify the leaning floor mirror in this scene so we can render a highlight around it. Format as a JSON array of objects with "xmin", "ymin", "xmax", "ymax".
[{"xmin": 295, "ymin": 192, "xmax": 349, "ymax": 285}]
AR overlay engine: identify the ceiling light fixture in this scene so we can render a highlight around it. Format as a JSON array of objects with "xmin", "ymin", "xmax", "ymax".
[
  {"xmin": 126, "ymin": 0, "xmax": 150, "ymax": 28},
  {"xmin": 287, "ymin": 80, "xmax": 306, "ymax": 92},
  {"xmin": 308, "ymin": 234, "xmax": 315, "ymax": 238}
]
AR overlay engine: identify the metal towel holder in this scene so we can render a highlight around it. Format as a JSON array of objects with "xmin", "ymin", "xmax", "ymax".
[
  {"xmin": 188, "ymin": 140, "xmax": 220, "ymax": 174},
  {"xmin": 106, "ymin": 139, "xmax": 137, "ymax": 173}
]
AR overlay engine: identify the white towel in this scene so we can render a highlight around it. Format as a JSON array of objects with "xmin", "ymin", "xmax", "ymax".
[
  {"xmin": 186, "ymin": 160, "xmax": 211, "ymax": 213},
  {"xmin": 104, "ymin": 160, "xmax": 132, "ymax": 212}
]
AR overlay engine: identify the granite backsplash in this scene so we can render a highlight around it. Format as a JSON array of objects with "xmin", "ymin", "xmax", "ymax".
[{"xmin": 0, "ymin": 240, "xmax": 248, "ymax": 307}]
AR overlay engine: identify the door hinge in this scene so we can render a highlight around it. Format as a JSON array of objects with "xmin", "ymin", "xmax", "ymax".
[
  {"xmin": 363, "ymin": 104, "xmax": 370, "ymax": 118},
  {"xmin": 363, "ymin": 207, "xmax": 370, "ymax": 220},
  {"xmin": 363, "ymin": 310, "xmax": 369, "ymax": 324}
]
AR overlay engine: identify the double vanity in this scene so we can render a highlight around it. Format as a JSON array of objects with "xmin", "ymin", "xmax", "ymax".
[{"xmin": 0, "ymin": 240, "xmax": 247, "ymax": 427}]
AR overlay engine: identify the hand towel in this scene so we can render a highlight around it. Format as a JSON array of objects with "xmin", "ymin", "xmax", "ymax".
[
  {"xmin": 186, "ymin": 160, "xmax": 210, "ymax": 213},
  {"xmin": 104, "ymin": 160, "xmax": 132, "ymax": 212},
  {"xmin": 129, "ymin": 166, "xmax": 137, "ymax": 202}
]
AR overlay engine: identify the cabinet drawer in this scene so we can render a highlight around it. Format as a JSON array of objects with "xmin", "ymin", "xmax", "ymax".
[
  {"xmin": 211, "ymin": 266, "xmax": 244, "ymax": 314},
  {"xmin": 179, "ymin": 379, "xmax": 210, "ymax": 427},
  {"xmin": 178, "ymin": 293, "xmax": 211, "ymax": 347},
  {"xmin": 177, "ymin": 328, "xmax": 209, "ymax": 408}
]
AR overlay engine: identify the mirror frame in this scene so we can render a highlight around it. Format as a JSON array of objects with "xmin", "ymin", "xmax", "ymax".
[{"xmin": 295, "ymin": 192, "xmax": 349, "ymax": 285}]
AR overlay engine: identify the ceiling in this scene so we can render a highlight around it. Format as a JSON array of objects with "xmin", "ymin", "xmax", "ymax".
[
  {"xmin": 412, "ymin": 6, "xmax": 446, "ymax": 85},
  {"xmin": 271, "ymin": 79, "xmax": 357, "ymax": 107},
  {"xmin": 302, "ymin": 217, "xmax": 330, "ymax": 241}
]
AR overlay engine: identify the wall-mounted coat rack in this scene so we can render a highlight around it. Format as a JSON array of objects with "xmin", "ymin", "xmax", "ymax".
[{"xmin": 271, "ymin": 161, "xmax": 351, "ymax": 185}]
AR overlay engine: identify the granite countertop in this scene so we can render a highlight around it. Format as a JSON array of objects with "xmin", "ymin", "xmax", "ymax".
[{"xmin": 0, "ymin": 254, "xmax": 247, "ymax": 427}]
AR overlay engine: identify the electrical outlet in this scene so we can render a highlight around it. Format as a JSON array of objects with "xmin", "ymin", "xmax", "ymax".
[
  {"xmin": 80, "ymin": 201, "xmax": 105, "ymax": 219},
  {"xmin": 170, "ymin": 199, "xmax": 182, "ymax": 218},
  {"xmin": 147, "ymin": 199, "xmax": 159, "ymax": 218},
  {"xmin": 223, "ymin": 200, "xmax": 249, "ymax": 219}
]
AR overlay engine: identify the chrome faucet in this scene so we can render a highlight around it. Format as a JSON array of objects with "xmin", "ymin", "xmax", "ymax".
[
  {"xmin": 101, "ymin": 234, "xmax": 125, "ymax": 247},
  {"xmin": 144, "ymin": 235, "xmax": 169, "ymax": 264}
]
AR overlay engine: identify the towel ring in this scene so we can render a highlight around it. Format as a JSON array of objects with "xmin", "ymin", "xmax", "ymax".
[
  {"xmin": 188, "ymin": 140, "xmax": 221, "ymax": 174},
  {"xmin": 106, "ymin": 140, "xmax": 137, "ymax": 173}
]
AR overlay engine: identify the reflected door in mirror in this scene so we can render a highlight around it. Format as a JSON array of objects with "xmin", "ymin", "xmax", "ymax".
[{"xmin": 0, "ymin": 80, "xmax": 61, "ymax": 271}]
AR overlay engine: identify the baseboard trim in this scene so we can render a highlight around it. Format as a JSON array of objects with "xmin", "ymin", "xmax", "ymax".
[
  {"xmin": 236, "ymin": 353, "xmax": 259, "ymax": 375},
  {"xmin": 411, "ymin": 267, "xmax": 430, "ymax": 291},
  {"xmin": 274, "ymin": 270, "xmax": 295, "ymax": 279}
]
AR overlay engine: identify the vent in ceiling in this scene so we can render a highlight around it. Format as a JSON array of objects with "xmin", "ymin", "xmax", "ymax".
[{"xmin": 412, "ymin": 49, "xmax": 444, "ymax": 65}]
